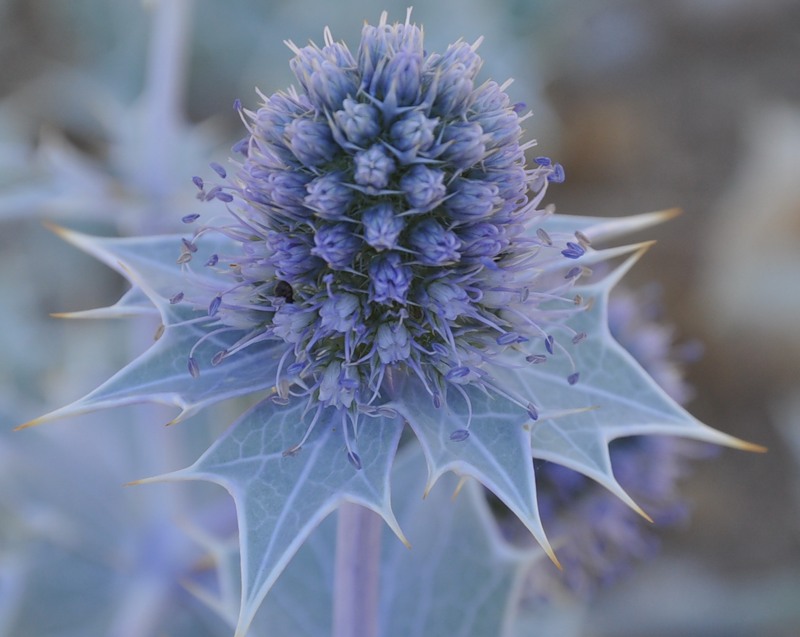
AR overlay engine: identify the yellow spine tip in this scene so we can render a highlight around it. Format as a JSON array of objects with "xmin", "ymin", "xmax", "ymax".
[
  {"xmin": 42, "ymin": 220, "xmax": 69, "ymax": 236},
  {"xmin": 451, "ymin": 476, "xmax": 468, "ymax": 501},
  {"xmin": 545, "ymin": 546, "xmax": 563, "ymax": 571},
  {"xmin": 633, "ymin": 503, "xmax": 655, "ymax": 524},
  {"xmin": 14, "ymin": 418, "xmax": 43, "ymax": 431},
  {"xmin": 656, "ymin": 207, "xmax": 683, "ymax": 221},
  {"xmin": 734, "ymin": 439, "xmax": 768, "ymax": 454}
]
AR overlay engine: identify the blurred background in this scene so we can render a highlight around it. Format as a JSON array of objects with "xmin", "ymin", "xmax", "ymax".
[{"xmin": 1, "ymin": 0, "xmax": 798, "ymax": 635}]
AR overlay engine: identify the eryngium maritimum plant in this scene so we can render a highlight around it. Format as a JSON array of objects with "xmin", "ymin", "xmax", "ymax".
[{"xmin": 24, "ymin": 11, "xmax": 763, "ymax": 636}]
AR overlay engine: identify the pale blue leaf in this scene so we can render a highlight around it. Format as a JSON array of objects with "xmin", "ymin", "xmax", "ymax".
[
  {"xmin": 381, "ymin": 444, "xmax": 543, "ymax": 637},
  {"xmin": 51, "ymin": 226, "xmax": 233, "ymax": 304},
  {"xmin": 146, "ymin": 398, "xmax": 404, "ymax": 637},
  {"xmin": 491, "ymin": 244, "xmax": 762, "ymax": 517},
  {"xmin": 54, "ymin": 286, "xmax": 159, "ymax": 319},
  {"xmin": 22, "ymin": 229, "xmax": 278, "ymax": 427},
  {"xmin": 389, "ymin": 380, "xmax": 558, "ymax": 565},
  {"xmin": 187, "ymin": 443, "xmax": 545, "ymax": 637},
  {"xmin": 537, "ymin": 209, "xmax": 682, "ymax": 243},
  {"xmin": 188, "ymin": 515, "xmax": 337, "ymax": 637},
  {"xmin": 23, "ymin": 312, "xmax": 282, "ymax": 427}
]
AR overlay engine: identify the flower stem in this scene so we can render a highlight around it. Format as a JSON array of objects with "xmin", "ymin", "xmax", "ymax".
[{"xmin": 332, "ymin": 501, "xmax": 383, "ymax": 637}]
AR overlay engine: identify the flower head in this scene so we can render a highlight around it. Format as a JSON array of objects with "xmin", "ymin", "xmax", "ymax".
[
  {"xmin": 187, "ymin": 11, "xmax": 574, "ymax": 434},
  {"xmin": 527, "ymin": 286, "xmax": 708, "ymax": 597}
]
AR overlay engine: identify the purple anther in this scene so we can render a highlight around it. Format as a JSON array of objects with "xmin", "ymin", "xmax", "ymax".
[
  {"xmin": 496, "ymin": 332, "xmax": 520, "ymax": 345},
  {"xmin": 211, "ymin": 350, "xmax": 227, "ymax": 366},
  {"xmin": 431, "ymin": 343, "xmax": 449, "ymax": 357},
  {"xmin": 446, "ymin": 366, "xmax": 471, "ymax": 380},
  {"xmin": 210, "ymin": 162, "xmax": 227, "ymax": 179},
  {"xmin": 449, "ymin": 429, "xmax": 470, "ymax": 442},
  {"xmin": 561, "ymin": 242, "xmax": 585, "ymax": 259},
  {"xmin": 547, "ymin": 163, "xmax": 565, "ymax": 183},
  {"xmin": 347, "ymin": 451, "xmax": 362, "ymax": 470},
  {"xmin": 287, "ymin": 362, "xmax": 305, "ymax": 376},
  {"xmin": 536, "ymin": 228, "xmax": 552, "ymax": 246},
  {"xmin": 231, "ymin": 137, "xmax": 248, "ymax": 155},
  {"xmin": 567, "ymin": 372, "xmax": 580, "ymax": 385}
]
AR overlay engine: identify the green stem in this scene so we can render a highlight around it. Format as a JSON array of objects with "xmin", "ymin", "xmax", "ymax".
[{"xmin": 332, "ymin": 501, "xmax": 383, "ymax": 637}]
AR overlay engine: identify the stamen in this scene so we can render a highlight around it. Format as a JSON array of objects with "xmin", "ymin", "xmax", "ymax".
[
  {"xmin": 496, "ymin": 332, "xmax": 521, "ymax": 345},
  {"xmin": 342, "ymin": 412, "xmax": 362, "ymax": 471},
  {"xmin": 211, "ymin": 350, "xmax": 227, "ymax": 366},
  {"xmin": 210, "ymin": 162, "xmax": 227, "ymax": 179},
  {"xmin": 347, "ymin": 451, "xmax": 362, "ymax": 470},
  {"xmin": 561, "ymin": 242, "xmax": 585, "ymax": 259},
  {"xmin": 536, "ymin": 228, "xmax": 552, "ymax": 246},
  {"xmin": 208, "ymin": 296, "xmax": 222, "ymax": 317},
  {"xmin": 567, "ymin": 372, "xmax": 580, "ymax": 385},
  {"xmin": 445, "ymin": 366, "xmax": 471, "ymax": 380},
  {"xmin": 283, "ymin": 405, "xmax": 324, "ymax": 456}
]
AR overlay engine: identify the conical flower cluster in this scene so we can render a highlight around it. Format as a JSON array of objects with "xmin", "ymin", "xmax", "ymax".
[{"xmin": 183, "ymin": 12, "xmax": 581, "ymax": 441}]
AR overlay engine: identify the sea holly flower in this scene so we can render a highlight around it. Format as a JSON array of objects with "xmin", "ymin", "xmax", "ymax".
[
  {"xmin": 23, "ymin": 11, "xmax": 763, "ymax": 637},
  {"xmin": 520, "ymin": 286, "xmax": 715, "ymax": 600}
]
